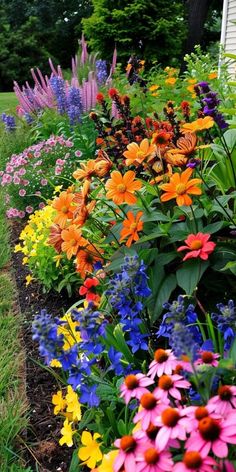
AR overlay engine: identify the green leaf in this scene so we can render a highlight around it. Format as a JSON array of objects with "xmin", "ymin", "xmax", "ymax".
[
  {"xmin": 230, "ymin": 338, "xmax": 236, "ymax": 365},
  {"xmin": 221, "ymin": 260, "xmax": 236, "ymax": 275},
  {"xmin": 202, "ymin": 221, "xmax": 226, "ymax": 234},
  {"xmin": 117, "ymin": 419, "xmax": 127, "ymax": 436},
  {"xmin": 150, "ymin": 274, "xmax": 177, "ymax": 322},
  {"xmin": 69, "ymin": 450, "xmax": 79, "ymax": 472},
  {"xmin": 138, "ymin": 230, "xmax": 167, "ymax": 243},
  {"xmin": 176, "ymin": 260, "xmax": 209, "ymax": 294}
]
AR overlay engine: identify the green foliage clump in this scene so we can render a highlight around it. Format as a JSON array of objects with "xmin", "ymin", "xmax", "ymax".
[{"xmin": 83, "ymin": 0, "xmax": 186, "ymax": 66}]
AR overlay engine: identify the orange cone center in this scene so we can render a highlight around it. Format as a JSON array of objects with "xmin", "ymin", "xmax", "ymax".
[
  {"xmin": 117, "ymin": 184, "xmax": 126, "ymax": 193},
  {"xmin": 183, "ymin": 451, "xmax": 202, "ymax": 469},
  {"xmin": 190, "ymin": 240, "xmax": 203, "ymax": 250},
  {"xmin": 176, "ymin": 183, "xmax": 186, "ymax": 195},
  {"xmin": 144, "ymin": 448, "xmax": 159, "ymax": 465}
]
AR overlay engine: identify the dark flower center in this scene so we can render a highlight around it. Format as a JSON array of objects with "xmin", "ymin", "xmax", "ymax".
[
  {"xmin": 161, "ymin": 408, "xmax": 180, "ymax": 427},
  {"xmin": 158, "ymin": 375, "xmax": 173, "ymax": 391},
  {"xmin": 195, "ymin": 406, "xmax": 209, "ymax": 421},
  {"xmin": 144, "ymin": 448, "xmax": 160, "ymax": 465},
  {"xmin": 154, "ymin": 349, "xmax": 168, "ymax": 363},
  {"xmin": 183, "ymin": 451, "xmax": 202, "ymax": 469},
  {"xmin": 199, "ymin": 417, "xmax": 220, "ymax": 441},
  {"xmin": 140, "ymin": 393, "xmax": 157, "ymax": 410},
  {"xmin": 146, "ymin": 423, "xmax": 159, "ymax": 440},
  {"xmin": 201, "ymin": 351, "xmax": 214, "ymax": 363},
  {"xmin": 120, "ymin": 435, "xmax": 136, "ymax": 452},
  {"xmin": 124, "ymin": 374, "xmax": 139, "ymax": 390},
  {"xmin": 218, "ymin": 385, "xmax": 232, "ymax": 401}
]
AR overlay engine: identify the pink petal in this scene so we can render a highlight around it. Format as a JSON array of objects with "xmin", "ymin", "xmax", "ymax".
[{"xmin": 212, "ymin": 439, "xmax": 228, "ymax": 458}]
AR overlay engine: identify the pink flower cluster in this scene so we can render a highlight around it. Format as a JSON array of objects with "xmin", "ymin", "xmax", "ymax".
[
  {"xmin": 114, "ymin": 348, "xmax": 236, "ymax": 472},
  {"xmin": 0, "ymin": 135, "xmax": 82, "ymax": 218}
]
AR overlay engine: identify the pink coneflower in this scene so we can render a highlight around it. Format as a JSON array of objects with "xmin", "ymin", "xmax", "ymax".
[
  {"xmin": 134, "ymin": 423, "xmax": 180, "ymax": 450},
  {"xmin": 134, "ymin": 393, "xmax": 168, "ymax": 430},
  {"xmin": 186, "ymin": 414, "xmax": 236, "ymax": 458},
  {"xmin": 114, "ymin": 434, "xmax": 144, "ymax": 472},
  {"xmin": 195, "ymin": 351, "xmax": 220, "ymax": 368},
  {"xmin": 154, "ymin": 407, "xmax": 193, "ymax": 450},
  {"xmin": 148, "ymin": 349, "xmax": 177, "ymax": 379},
  {"xmin": 154, "ymin": 374, "xmax": 190, "ymax": 401},
  {"xmin": 177, "ymin": 232, "xmax": 216, "ymax": 261},
  {"xmin": 136, "ymin": 446, "xmax": 173, "ymax": 472},
  {"xmin": 120, "ymin": 374, "xmax": 154, "ymax": 404},
  {"xmin": 173, "ymin": 451, "xmax": 217, "ymax": 472},
  {"xmin": 208, "ymin": 385, "xmax": 236, "ymax": 416}
]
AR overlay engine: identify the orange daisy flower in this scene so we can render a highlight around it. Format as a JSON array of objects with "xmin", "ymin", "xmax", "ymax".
[
  {"xmin": 73, "ymin": 201, "xmax": 96, "ymax": 227},
  {"xmin": 120, "ymin": 211, "xmax": 144, "ymax": 247},
  {"xmin": 61, "ymin": 225, "xmax": 86, "ymax": 260},
  {"xmin": 105, "ymin": 170, "xmax": 142, "ymax": 205},
  {"xmin": 76, "ymin": 244, "xmax": 103, "ymax": 279},
  {"xmin": 52, "ymin": 192, "xmax": 76, "ymax": 228},
  {"xmin": 181, "ymin": 116, "xmax": 214, "ymax": 133},
  {"xmin": 123, "ymin": 139, "xmax": 156, "ymax": 166},
  {"xmin": 73, "ymin": 160, "xmax": 96, "ymax": 181},
  {"xmin": 152, "ymin": 131, "xmax": 172, "ymax": 149},
  {"xmin": 160, "ymin": 168, "xmax": 202, "ymax": 206}
]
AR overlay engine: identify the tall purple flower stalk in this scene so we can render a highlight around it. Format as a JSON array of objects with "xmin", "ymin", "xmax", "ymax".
[{"xmin": 1, "ymin": 113, "xmax": 16, "ymax": 132}]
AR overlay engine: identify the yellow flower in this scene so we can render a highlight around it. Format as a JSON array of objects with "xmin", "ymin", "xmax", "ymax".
[
  {"xmin": 66, "ymin": 386, "xmax": 82, "ymax": 422},
  {"xmin": 152, "ymin": 92, "xmax": 159, "ymax": 97},
  {"xmin": 54, "ymin": 185, "xmax": 63, "ymax": 194},
  {"xmin": 25, "ymin": 274, "xmax": 34, "ymax": 286},
  {"xmin": 165, "ymin": 77, "xmax": 177, "ymax": 86},
  {"xmin": 187, "ymin": 78, "xmax": 196, "ymax": 84},
  {"xmin": 57, "ymin": 312, "xmax": 81, "ymax": 350},
  {"xmin": 52, "ymin": 390, "xmax": 67, "ymax": 415},
  {"xmin": 22, "ymin": 256, "xmax": 29, "ymax": 265},
  {"xmin": 149, "ymin": 84, "xmax": 159, "ymax": 92},
  {"xmin": 78, "ymin": 431, "xmax": 103, "ymax": 469},
  {"xmin": 54, "ymin": 254, "xmax": 63, "ymax": 267},
  {"xmin": 97, "ymin": 450, "xmax": 118, "ymax": 472},
  {"xmin": 208, "ymin": 72, "xmax": 217, "ymax": 80},
  {"xmin": 59, "ymin": 418, "xmax": 75, "ymax": 447},
  {"xmin": 50, "ymin": 359, "xmax": 62, "ymax": 368},
  {"xmin": 14, "ymin": 244, "xmax": 22, "ymax": 253}
]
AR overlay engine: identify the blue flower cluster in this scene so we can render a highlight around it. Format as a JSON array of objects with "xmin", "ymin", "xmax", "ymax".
[
  {"xmin": 106, "ymin": 256, "xmax": 151, "ymax": 353},
  {"xmin": 211, "ymin": 299, "xmax": 235, "ymax": 350},
  {"xmin": 157, "ymin": 295, "xmax": 202, "ymax": 358},
  {"xmin": 95, "ymin": 60, "xmax": 108, "ymax": 84},
  {"xmin": 1, "ymin": 113, "xmax": 16, "ymax": 132},
  {"xmin": 196, "ymin": 81, "xmax": 228, "ymax": 130},
  {"xmin": 50, "ymin": 77, "xmax": 83, "ymax": 125},
  {"xmin": 32, "ymin": 309, "xmax": 64, "ymax": 364}
]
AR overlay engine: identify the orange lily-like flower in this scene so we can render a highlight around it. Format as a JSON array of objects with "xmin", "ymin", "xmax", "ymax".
[
  {"xmin": 165, "ymin": 133, "xmax": 197, "ymax": 166},
  {"xmin": 105, "ymin": 170, "xmax": 142, "ymax": 205},
  {"xmin": 73, "ymin": 160, "xmax": 96, "ymax": 181},
  {"xmin": 94, "ymin": 150, "xmax": 113, "ymax": 177},
  {"xmin": 52, "ymin": 192, "xmax": 76, "ymax": 228},
  {"xmin": 120, "ymin": 211, "xmax": 144, "ymax": 247},
  {"xmin": 61, "ymin": 225, "xmax": 86, "ymax": 260},
  {"xmin": 73, "ymin": 201, "xmax": 96, "ymax": 227},
  {"xmin": 123, "ymin": 139, "xmax": 156, "ymax": 166},
  {"xmin": 76, "ymin": 244, "xmax": 103, "ymax": 279},
  {"xmin": 150, "ymin": 164, "xmax": 173, "ymax": 184},
  {"xmin": 160, "ymin": 167, "xmax": 202, "ymax": 206},
  {"xmin": 48, "ymin": 224, "xmax": 63, "ymax": 253},
  {"xmin": 181, "ymin": 116, "xmax": 214, "ymax": 133}
]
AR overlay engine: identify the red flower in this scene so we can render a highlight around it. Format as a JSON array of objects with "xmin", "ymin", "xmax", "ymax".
[
  {"xmin": 109, "ymin": 88, "xmax": 119, "ymax": 99},
  {"xmin": 96, "ymin": 93, "xmax": 105, "ymax": 103},
  {"xmin": 79, "ymin": 277, "xmax": 100, "ymax": 302},
  {"xmin": 177, "ymin": 232, "xmax": 216, "ymax": 261}
]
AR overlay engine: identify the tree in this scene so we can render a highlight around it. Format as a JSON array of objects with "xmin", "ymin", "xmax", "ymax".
[{"xmin": 82, "ymin": 0, "xmax": 187, "ymax": 66}]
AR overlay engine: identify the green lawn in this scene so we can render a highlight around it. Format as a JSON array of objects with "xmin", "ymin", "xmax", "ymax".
[{"xmin": 0, "ymin": 92, "xmax": 18, "ymax": 114}]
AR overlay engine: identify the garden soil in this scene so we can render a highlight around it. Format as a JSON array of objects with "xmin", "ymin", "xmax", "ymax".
[{"xmin": 11, "ymin": 221, "xmax": 76, "ymax": 472}]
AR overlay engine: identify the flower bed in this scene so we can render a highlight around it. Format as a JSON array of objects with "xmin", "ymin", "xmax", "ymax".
[{"xmin": 1, "ymin": 51, "xmax": 236, "ymax": 471}]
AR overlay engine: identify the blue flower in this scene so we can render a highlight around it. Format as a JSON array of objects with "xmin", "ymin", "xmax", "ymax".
[
  {"xmin": 32, "ymin": 309, "xmax": 64, "ymax": 364},
  {"xmin": 108, "ymin": 347, "xmax": 125, "ymax": 376},
  {"xmin": 211, "ymin": 299, "xmax": 235, "ymax": 350},
  {"xmin": 1, "ymin": 113, "xmax": 16, "ymax": 132},
  {"xmin": 95, "ymin": 60, "xmax": 108, "ymax": 84},
  {"xmin": 80, "ymin": 384, "xmax": 100, "ymax": 407}
]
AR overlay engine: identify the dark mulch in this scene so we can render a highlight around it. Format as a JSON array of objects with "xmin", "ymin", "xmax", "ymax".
[{"xmin": 11, "ymin": 220, "xmax": 76, "ymax": 472}]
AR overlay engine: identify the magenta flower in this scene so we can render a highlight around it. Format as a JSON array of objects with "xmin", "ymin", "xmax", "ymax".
[
  {"xmin": 75, "ymin": 150, "xmax": 82, "ymax": 157},
  {"xmin": 177, "ymin": 232, "xmax": 216, "ymax": 261},
  {"xmin": 134, "ymin": 393, "xmax": 168, "ymax": 430},
  {"xmin": 195, "ymin": 351, "xmax": 220, "ymax": 368},
  {"xmin": 120, "ymin": 374, "xmax": 154, "ymax": 404},
  {"xmin": 136, "ymin": 446, "xmax": 173, "ymax": 472},
  {"xmin": 114, "ymin": 434, "xmax": 144, "ymax": 472},
  {"xmin": 148, "ymin": 349, "xmax": 177, "ymax": 379},
  {"xmin": 219, "ymin": 460, "xmax": 235, "ymax": 472},
  {"xmin": 40, "ymin": 178, "xmax": 48, "ymax": 186},
  {"xmin": 26, "ymin": 206, "xmax": 33, "ymax": 214},
  {"xmin": 154, "ymin": 407, "xmax": 193, "ymax": 450},
  {"xmin": 173, "ymin": 451, "xmax": 217, "ymax": 472},
  {"xmin": 19, "ymin": 189, "xmax": 26, "ymax": 197},
  {"xmin": 186, "ymin": 414, "xmax": 236, "ymax": 458},
  {"xmin": 208, "ymin": 385, "xmax": 236, "ymax": 416},
  {"xmin": 154, "ymin": 374, "xmax": 190, "ymax": 402}
]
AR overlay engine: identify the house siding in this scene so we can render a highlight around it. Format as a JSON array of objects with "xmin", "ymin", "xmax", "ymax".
[{"xmin": 221, "ymin": 0, "xmax": 236, "ymax": 76}]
